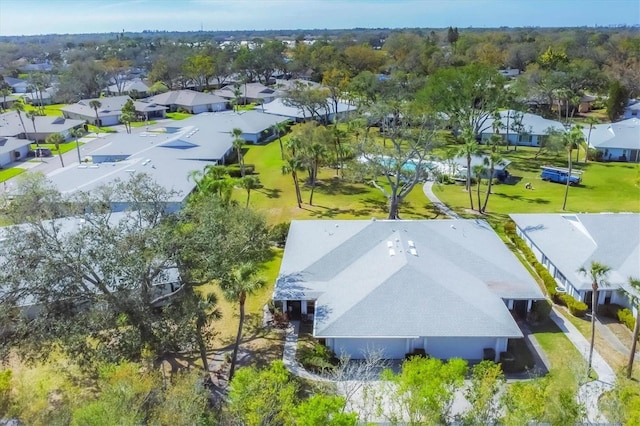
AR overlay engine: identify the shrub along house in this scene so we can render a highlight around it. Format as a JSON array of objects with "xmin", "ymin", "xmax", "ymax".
[
  {"xmin": 510, "ymin": 213, "xmax": 640, "ymax": 315},
  {"xmin": 273, "ymin": 219, "xmax": 544, "ymax": 361}
]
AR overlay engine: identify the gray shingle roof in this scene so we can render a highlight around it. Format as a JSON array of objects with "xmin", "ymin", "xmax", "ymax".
[
  {"xmin": 274, "ymin": 219, "xmax": 543, "ymax": 339},
  {"xmin": 510, "ymin": 213, "xmax": 640, "ymax": 290},
  {"xmin": 144, "ymin": 90, "xmax": 227, "ymax": 107},
  {"xmin": 215, "ymin": 82, "xmax": 276, "ymax": 100},
  {"xmin": 0, "ymin": 136, "xmax": 30, "ymax": 156},
  {"xmin": 0, "ymin": 112, "xmax": 83, "ymax": 137},
  {"xmin": 482, "ymin": 110, "xmax": 565, "ymax": 136},
  {"xmin": 61, "ymin": 96, "xmax": 132, "ymax": 118},
  {"xmin": 582, "ymin": 118, "xmax": 640, "ymax": 150},
  {"xmin": 260, "ymin": 97, "xmax": 356, "ymax": 120}
]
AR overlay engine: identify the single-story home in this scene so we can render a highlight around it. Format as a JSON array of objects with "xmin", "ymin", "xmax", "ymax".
[
  {"xmin": 143, "ymin": 90, "xmax": 227, "ymax": 114},
  {"xmin": 23, "ymin": 86, "xmax": 57, "ymax": 106},
  {"xmin": 510, "ymin": 213, "xmax": 640, "ymax": 315},
  {"xmin": 260, "ymin": 97, "xmax": 356, "ymax": 123},
  {"xmin": 42, "ymin": 111, "xmax": 287, "ymax": 211},
  {"xmin": 105, "ymin": 78, "xmax": 150, "ymax": 97},
  {"xmin": 2, "ymin": 77, "xmax": 28, "ymax": 94},
  {"xmin": 448, "ymin": 154, "xmax": 511, "ymax": 180},
  {"xmin": 582, "ymin": 118, "xmax": 640, "ymax": 163},
  {"xmin": 273, "ymin": 219, "xmax": 544, "ymax": 361},
  {"xmin": 0, "ymin": 94, "xmax": 20, "ymax": 110},
  {"xmin": 61, "ymin": 96, "xmax": 167, "ymax": 126},
  {"xmin": 0, "ymin": 111, "xmax": 84, "ymax": 142},
  {"xmin": 204, "ymin": 110, "xmax": 289, "ymax": 144},
  {"xmin": 623, "ymin": 100, "xmax": 640, "ymax": 120},
  {"xmin": 0, "ymin": 136, "xmax": 31, "ymax": 166},
  {"xmin": 215, "ymin": 82, "xmax": 277, "ymax": 105},
  {"xmin": 481, "ymin": 110, "xmax": 565, "ymax": 147}
]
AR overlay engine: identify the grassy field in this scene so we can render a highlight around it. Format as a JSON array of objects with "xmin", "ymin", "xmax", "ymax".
[
  {"xmin": 166, "ymin": 112, "xmax": 192, "ymax": 120},
  {"xmin": 0, "ymin": 167, "xmax": 25, "ymax": 183},
  {"xmin": 434, "ymin": 146, "xmax": 640, "ymax": 219},
  {"xmin": 238, "ymin": 137, "xmax": 436, "ymax": 225},
  {"xmin": 31, "ymin": 142, "xmax": 84, "ymax": 155},
  {"xmin": 24, "ymin": 103, "xmax": 67, "ymax": 117},
  {"xmin": 130, "ymin": 120, "xmax": 157, "ymax": 127}
]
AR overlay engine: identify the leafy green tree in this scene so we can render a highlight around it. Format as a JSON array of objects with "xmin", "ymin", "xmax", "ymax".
[
  {"xmin": 0, "ymin": 86, "xmax": 12, "ymax": 111},
  {"xmin": 119, "ymin": 111, "xmax": 134, "ymax": 134},
  {"xmin": 481, "ymin": 136, "xmax": 505, "ymax": 213},
  {"xmin": 293, "ymin": 394, "xmax": 357, "ymax": 426},
  {"xmin": 447, "ymin": 27, "xmax": 460, "ymax": 53},
  {"xmin": 463, "ymin": 361, "xmax": 505, "ymax": 425},
  {"xmin": 182, "ymin": 53, "xmax": 214, "ymax": 91},
  {"xmin": 578, "ymin": 261, "xmax": 611, "ymax": 377},
  {"xmin": 607, "ymin": 80, "xmax": 629, "ymax": 121},
  {"xmin": 417, "ymin": 64, "xmax": 506, "ymax": 139},
  {"xmin": 149, "ymin": 369, "xmax": 215, "ymax": 425},
  {"xmin": 271, "ymin": 120, "xmax": 289, "ymax": 160},
  {"xmin": 282, "ymin": 81, "xmax": 331, "ymax": 123},
  {"xmin": 226, "ymin": 361, "xmax": 297, "ymax": 426},
  {"xmin": 538, "ymin": 46, "xmax": 569, "ymax": 70},
  {"xmin": 282, "ymin": 155, "xmax": 304, "ymax": 208},
  {"xmin": 383, "ymin": 356, "xmax": 467, "ymax": 424},
  {"xmin": 45, "ymin": 132, "xmax": 65, "ymax": 168},
  {"xmin": 89, "ymin": 99, "xmax": 102, "ymax": 127},
  {"xmin": 501, "ymin": 379, "xmax": 547, "ymax": 426},
  {"xmin": 355, "ymin": 103, "xmax": 442, "ymax": 219}
]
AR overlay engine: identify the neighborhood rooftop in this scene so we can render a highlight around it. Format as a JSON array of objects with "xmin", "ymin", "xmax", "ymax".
[{"xmin": 274, "ymin": 219, "xmax": 544, "ymax": 340}]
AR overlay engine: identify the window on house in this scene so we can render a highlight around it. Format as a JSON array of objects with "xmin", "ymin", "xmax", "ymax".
[{"xmin": 519, "ymin": 134, "xmax": 532, "ymax": 143}]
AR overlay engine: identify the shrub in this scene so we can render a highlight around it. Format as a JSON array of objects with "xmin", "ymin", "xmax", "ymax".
[
  {"xmin": 269, "ymin": 222, "xmax": 290, "ymax": 248},
  {"xmin": 618, "ymin": 308, "xmax": 636, "ymax": 331},
  {"xmin": 299, "ymin": 343, "xmax": 338, "ymax": 373},
  {"xmin": 567, "ymin": 299, "xmax": 588, "ymax": 317},
  {"xmin": 227, "ymin": 164, "xmax": 255, "ymax": 177}
]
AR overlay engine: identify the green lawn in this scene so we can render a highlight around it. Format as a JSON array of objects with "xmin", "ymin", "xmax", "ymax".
[
  {"xmin": 434, "ymin": 146, "xmax": 640, "ymax": 220},
  {"xmin": 130, "ymin": 120, "xmax": 157, "ymax": 127},
  {"xmin": 238, "ymin": 137, "xmax": 436, "ymax": 225},
  {"xmin": 25, "ymin": 103, "xmax": 67, "ymax": 117},
  {"xmin": 87, "ymin": 124, "xmax": 116, "ymax": 134},
  {"xmin": 166, "ymin": 112, "xmax": 192, "ymax": 120},
  {"xmin": 31, "ymin": 142, "xmax": 84, "ymax": 155},
  {"xmin": 0, "ymin": 167, "xmax": 25, "ymax": 183}
]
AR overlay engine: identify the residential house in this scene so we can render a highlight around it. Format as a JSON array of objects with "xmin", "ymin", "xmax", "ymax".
[
  {"xmin": 0, "ymin": 94, "xmax": 20, "ymax": 110},
  {"xmin": 0, "ymin": 111, "xmax": 84, "ymax": 142},
  {"xmin": 0, "ymin": 136, "xmax": 31, "ymax": 166},
  {"xmin": 143, "ymin": 90, "xmax": 227, "ymax": 114},
  {"xmin": 215, "ymin": 82, "xmax": 278, "ymax": 105},
  {"xmin": 61, "ymin": 96, "xmax": 167, "ymax": 126},
  {"xmin": 23, "ymin": 86, "xmax": 57, "ymax": 106},
  {"xmin": 41, "ymin": 111, "xmax": 287, "ymax": 211},
  {"xmin": 623, "ymin": 100, "xmax": 640, "ymax": 120},
  {"xmin": 260, "ymin": 97, "xmax": 356, "ymax": 123},
  {"xmin": 510, "ymin": 213, "xmax": 640, "ymax": 315},
  {"xmin": 273, "ymin": 219, "xmax": 544, "ymax": 361},
  {"xmin": 582, "ymin": 118, "xmax": 640, "ymax": 162},
  {"xmin": 2, "ymin": 77, "xmax": 28, "ymax": 94},
  {"xmin": 105, "ymin": 78, "xmax": 150, "ymax": 97},
  {"xmin": 481, "ymin": 110, "xmax": 565, "ymax": 147}
]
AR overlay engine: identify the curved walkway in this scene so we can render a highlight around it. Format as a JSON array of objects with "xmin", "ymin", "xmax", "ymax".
[{"xmin": 422, "ymin": 181, "xmax": 461, "ymax": 219}]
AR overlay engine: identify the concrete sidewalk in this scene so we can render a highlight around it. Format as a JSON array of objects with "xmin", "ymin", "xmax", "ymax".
[
  {"xmin": 422, "ymin": 180, "xmax": 461, "ymax": 219},
  {"xmin": 549, "ymin": 308, "xmax": 615, "ymax": 423}
]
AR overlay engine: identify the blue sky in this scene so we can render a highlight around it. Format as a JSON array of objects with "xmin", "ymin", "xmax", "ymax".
[{"xmin": 1, "ymin": 0, "xmax": 638, "ymax": 36}]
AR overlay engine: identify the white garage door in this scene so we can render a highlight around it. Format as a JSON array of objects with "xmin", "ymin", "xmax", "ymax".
[
  {"xmin": 333, "ymin": 338, "xmax": 407, "ymax": 359},
  {"xmin": 427, "ymin": 337, "xmax": 497, "ymax": 360}
]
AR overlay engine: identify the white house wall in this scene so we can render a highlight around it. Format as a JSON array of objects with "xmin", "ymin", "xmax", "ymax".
[
  {"xmin": 330, "ymin": 338, "xmax": 408, "ymax": 359},
  {"xmin": 426, "ymin": 336, "xmax": 501, "ymax": 360}
]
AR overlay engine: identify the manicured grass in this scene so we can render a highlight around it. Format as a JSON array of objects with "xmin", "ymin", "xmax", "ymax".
[
  {"xmin": 25, "ymin": 103, "xmax": 67, "ymax": 117},
  {"xmin": 238, "ymin": 136, "xmax": 435, "ymax": 225},
  {"xmin": 31, "ymin": 142, "xmax": 84, "ymax": 155},
  {"xmin": 434, "ymin": 146, "xmax": 640, "ymax": 219},
  {"xmin": 235, "ymin": 103, "xmax": 258, "ymax": 112},
  {"xmin": 0, "ymin": 167, "xmax": 25, "ymax": 183},
  {"xmin": 87, "ymin": 124, "xmax": 116, "ymax": 134},
  {"xmin": 166, "ymin": 112, "xmax": 192, "ymax": 120},
  {"xmin": 130, "ymin": 120, "xmax": 157, "ymax": 127}
]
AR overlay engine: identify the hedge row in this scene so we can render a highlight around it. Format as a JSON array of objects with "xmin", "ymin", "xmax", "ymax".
[
  {"xmin": 504, "ymin": 221, "xmax": 588, "ymax": 318},
  {"xmin": 618, "ymin": 308, "xmax": 637, "ymax": 332}
]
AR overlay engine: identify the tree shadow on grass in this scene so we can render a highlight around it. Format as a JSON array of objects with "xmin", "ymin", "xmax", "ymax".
[
  {"xmin": 315, "ymin": 177, "xmax": 369, "ymax": 196},
  {"xmin": 307, "ymin": 205, "xmax": 372, "ymax": 219},
  {"xmin": 493, "ymin": 192, "xmax": 551, "ymax": 204},
  {"xmin": 256, "ymin": 187, "xmax": 281, "ymax": 199}
]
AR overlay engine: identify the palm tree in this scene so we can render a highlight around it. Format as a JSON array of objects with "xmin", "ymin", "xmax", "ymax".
[
  {"xmin": 119, "ymin": 111, "xmax": 134, "ymax": 134},
  {"xmin": 271, "ymin": 121, "xmax": 289, "ymax": 160},
  {"xmin": 307, "ymin": 142, "xmax": 327, "ymax": 206},
  {"xmin": 70, "ymin": 127, "xmax": 85, "ymax": 164},
  {"xmin": 583, "ymin": 117, "xmax": 599, "ymax": 164},
  {"xmin": 219, "ymin": 262, "xmax": 265, "ymax": 380},
  {"xmin": 46, "ymin": 133, "xmax": 65, "ymax": 168},
  {"xmin": 625, "ymin": 277, "xmax": 640, "ymax": 378},
  {"xmin": 458, "ymin": 130, "xmax": 480, "ymax": 211},
  {"xmin": 0, "ymin": 87, "xmax": 12, "ymax": 111},
  {"xmin": 562, "ymin": 128, "xmax": 584, "ymax": 211},
  {"xmin": 473, "ymin": 164, "xmax": 485, "ymax": 212},
  {"xmin": 11, "ymin": 99, "xmax": 28, "ymax": 138},
  {"xmin": 482, "ymin": 140, "xmax": 504, "ymax": 213},
  {"xmin": 25, "ymin": 111, "xmax": 40, "ymax": 149},
  {"xmin": 282, "ymin": 156, "xmax": 304, "ymax": 208},
  {"xmin": 238, "ymin": 175, "xmax": 262, "ymax": 207},
  {"xmin": 578, "ymin": 261, "xmax": 611, "ymax": 378},
  {"xmin": 89, "ymin": 100, "xmax": 102, "ymax": 135},
  {"xmin": 231, "ymin": 128, "xmax": 245, "ymax": 177}
]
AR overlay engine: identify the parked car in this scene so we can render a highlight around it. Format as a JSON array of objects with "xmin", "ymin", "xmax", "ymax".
[
  {"xmin": 27, "ymin": 147, "xmax": 53, "ymax": 158},
  {"xmin": 540, "ymin": 166, "xmax": 582, "ymax": 185}
]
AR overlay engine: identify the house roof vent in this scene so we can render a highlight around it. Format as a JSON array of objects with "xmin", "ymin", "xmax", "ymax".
[
  {"xmin": 407, "ymin": 240, "xmax": 415, "ymax": 248},
  {"xmin": 409, "ymin": 248, "xmax": 418, "ymax": 256},
  {"xmin": 389, "ymin": 248, "xmax": 396, "ymax": 257}
]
